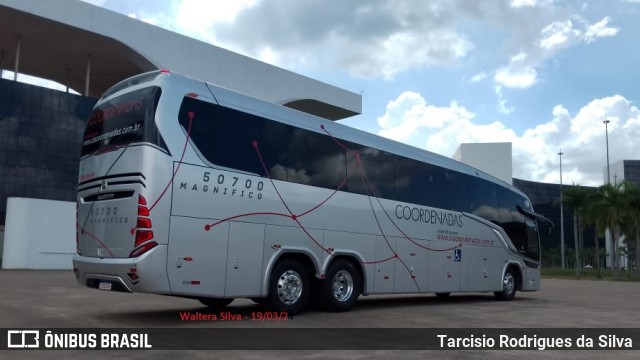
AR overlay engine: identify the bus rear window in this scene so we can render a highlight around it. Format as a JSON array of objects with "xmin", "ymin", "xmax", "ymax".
[{"xmin": 82, "ymin": 87, "xmax": 165, "ymax": 156}]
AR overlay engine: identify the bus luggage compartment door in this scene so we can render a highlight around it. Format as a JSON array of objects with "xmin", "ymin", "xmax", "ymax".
[
  {"xmin": 167, "ymin": 217, "xmax": 229, "ymax": 297},
  {"xmin": 224, "ymin": 222, "xmax": 265, "ymax": 297},
  {"xmin": 427, "ymin": 242, "xmax": 462, "ymax": 293}
]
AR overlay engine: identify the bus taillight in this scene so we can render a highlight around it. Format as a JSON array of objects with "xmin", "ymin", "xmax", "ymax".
[
  {"xmin": 138, "ymin": 205, "xmax": 150, "ymax": 217},
  {"xmin": 130, "ymin": 195, "xmax": 157, "ymax": 258},
  {"xmin": 135, "ymin": 230, "xmax": 154, "ymax": 244},
  {"xmin": 137, "ymin": 218, "xmax": 152, "ymax": 228},
  {"xmin": 129, "ymin": 241, "xmax": 157, "ymax": 258}
]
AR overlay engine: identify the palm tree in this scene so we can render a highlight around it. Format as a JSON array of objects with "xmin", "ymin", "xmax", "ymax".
[
  {"xmin": 591, "ymin": 182, "xmax": 632, "ymax": 278},
  {"xmin": 585, "ymin": 191, "xmax": 607, "ymax": 278},
  {"xmin": 622, "ymin": 183, "xmax": 640, "ymax": 275},
  {"xmin": 562, "ymin": 185, "xmax": 592, "ymax": 276}
]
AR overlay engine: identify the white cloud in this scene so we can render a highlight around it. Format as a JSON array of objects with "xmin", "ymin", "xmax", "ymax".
[
  {"xmin": 494, "ymin": 53, "xmax": 538, "ymax": 88},
  {"xmin": 584, "ymin": 17, "xmax": 619, "ymax": 43},
  {"xmin": 539, "ymin": 20, "xmax": 581, "ymax": 51},
  {"xmin": 510, "ymin": 0, "xmax": 536, "ymax": 7},
  {"xmin": 495, "ymin": 16, "xmax": 619, "ymax": 91},
  {"xmin": 488, "ymin": 14, "xmax": 620, "ymax": 113},
  {"xmin": 375, "ymin": 92, "xmax": 640, "ymax": 186},
  {"xmin": 470, "ymin": 72, "xmax": 487, "ymax": 83},
  {"xmin": 366, "ymin": 30, "xmax": 472, "ymax": 80},
  {"xmin": 175, "ymin": 0, "xmax": 258, "ymax": 34},
  {"xmin": 376, "ymin": 91, "xmax": 474, "ymax": 144},
  {"xmin": 510, "ymin": 0, "xmax": 556, "ymax": 7},
  {"xmin": 181, "ymin": 1, "xmax": 481, "ymax": 78},
  {"xmin": 127, "ymin": 13, "xmax": 161, "ymax": 26},
  {"xmin": 97, "ymin": 0, "xmax": 621, "ymax": 84},
  {"xmin": 495, "ymin": 86, "xmax": 514, "ymax": 114},
  {"xmin": 79, "ymin": 0, "xmax": 108, "ymax": 6}
]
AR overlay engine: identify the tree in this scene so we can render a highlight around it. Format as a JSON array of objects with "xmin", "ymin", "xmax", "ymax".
[
  {"xmin": 562, "ymin": 185, "xmax": 592, "ymax": 276},
  {"xmin": 622, "ymin": 182, "xmax": 640, "ymax": 274},
  {"xmin": 591, "ymin": 182, "xmax": 632, "ymax": 278},
  {"xmin": 585, "ymin": 191, "xmax": 606, "ymax": 278}
]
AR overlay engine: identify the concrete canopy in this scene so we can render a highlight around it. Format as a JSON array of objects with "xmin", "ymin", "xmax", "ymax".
[
  {"xmin": 0, "ymin": 0, "xmax": 361, "ymax": 120},
  {"xmin": 0, "ymin": 4, "xmax": 154, "ymax": 98}
]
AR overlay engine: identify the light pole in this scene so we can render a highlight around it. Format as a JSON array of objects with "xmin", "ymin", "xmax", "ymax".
[
  {"xmin": 559, "ymin": 151, "xmax": 565, "ymax": 269},
  {"xmin": 604, "ymin": 119, "xmax": 611, "ymax": 184}
]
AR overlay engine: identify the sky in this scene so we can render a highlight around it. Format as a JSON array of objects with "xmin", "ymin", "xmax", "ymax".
[{"xmin": 68, "ymin": 1, "xmax": 640, "ymax": 186}]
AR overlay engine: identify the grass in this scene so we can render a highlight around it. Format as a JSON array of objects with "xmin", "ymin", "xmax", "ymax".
[{"xmin": 541, "ymin": 267, "xmax": 640, "ymax": 281}]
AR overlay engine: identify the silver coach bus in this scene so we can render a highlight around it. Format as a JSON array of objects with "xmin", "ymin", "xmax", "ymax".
[{"xmin": 73, "ymin": 70, "xmax": 551, "ymax": 314}]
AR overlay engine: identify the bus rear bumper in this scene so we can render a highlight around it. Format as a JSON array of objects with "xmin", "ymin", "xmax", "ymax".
[{"xmin": 72, "ymin": 245, "xmax": 170, "ymax": 295}]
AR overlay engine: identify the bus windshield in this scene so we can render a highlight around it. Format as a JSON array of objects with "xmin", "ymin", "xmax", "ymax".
[{"xmin": 81, "ymin": 87, "xmax": 164, "ymax": 156}]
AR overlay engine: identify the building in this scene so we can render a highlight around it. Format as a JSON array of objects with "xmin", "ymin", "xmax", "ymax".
[
  {"xmin": 606, "ymin": 160, "xmax": 640, "ymax": 187},
  {"xmin": 0, "ymin": 0, "xmax": 362, "ymax": 226},
  {"xmin": 453, "ymin": 143, "xmax": 513, "ymax": 185}
]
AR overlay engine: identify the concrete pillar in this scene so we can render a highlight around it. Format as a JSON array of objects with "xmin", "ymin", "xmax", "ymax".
[
  {"xmin": 14, "ymin": 34, "xmax": 21, "ymax": 81},
  {"xmin": 84, "ymin": 54, "xmax": 91, "ymax": 96}
]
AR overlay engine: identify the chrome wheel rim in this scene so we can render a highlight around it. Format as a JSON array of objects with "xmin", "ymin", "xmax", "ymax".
[
  {"xmin": 276, "ymin": 270, "xmax": 303, "ymax": 305},
  {"xmin": 331, "ymin": 270, "xmax": 354, "ymax": 302},
  {"xmin": 503, "ymin": 273, "xmax": 515, "ymax": 294}
]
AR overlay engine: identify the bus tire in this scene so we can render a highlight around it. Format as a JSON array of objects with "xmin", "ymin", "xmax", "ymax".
[
  {"xmin": 494, "ymin": 268, "xmax": 517, "ymax": 301},
  {"xmin": 435, "ymin": 292, "xmax": 451, "ymax": 298},
  {"xmin": 199, "ymin": 298, "xmax": 234, "ymax": 309},
  {"xmin": 268, "ymin": 259, "xmax": 310, "ymax": 314},
  {"xmin": 322, "ymin": 259, "xmax": 360, "ymax": 312}
]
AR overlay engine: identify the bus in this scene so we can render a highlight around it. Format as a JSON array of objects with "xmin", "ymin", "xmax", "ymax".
[{"xmin": 73, "ymin": 70, "xmax": 551, "ymax": 314}]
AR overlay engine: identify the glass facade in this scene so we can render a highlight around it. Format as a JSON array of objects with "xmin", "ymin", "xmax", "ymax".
[
  {"xmin": 513, "ymin": 178, "xmax": 595, "ymax": 254},
  {"xmin": 623, "ymin": 160, "xmax": 640, "ymax": 187},
  {"xmin": 0, "ymin": 78, "xmax": 97, "ymax": 225}
]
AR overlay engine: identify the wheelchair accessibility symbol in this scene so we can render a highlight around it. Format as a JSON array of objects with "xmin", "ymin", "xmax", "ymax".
[{"xmin": 454, "ymin": 248, "xmax": 461, "ymax": 262}]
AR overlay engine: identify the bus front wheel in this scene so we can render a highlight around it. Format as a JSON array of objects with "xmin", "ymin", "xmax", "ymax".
[
  {"xmin": 268, "ymin": 259, "xmax": 310, "ymax": 314},
  {"xmin": 494, "ymin": 268, "xmax": 517, "ymax": 301}
]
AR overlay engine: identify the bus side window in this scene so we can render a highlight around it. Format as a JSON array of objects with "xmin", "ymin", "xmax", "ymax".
[
  {"xmin": 178, "ymin": 97, "xmax": 289, "ymax": 179},
  {"xmin": 346, "ymin": 145, "xmax": 395, "ymax": 199},
  {"xmin": 285, "ymin": 130, "xmax": 346, "ymax": 189},
  {"xmin": 434, "ymin": 170, "xmax": 468, "ymax": 212},
  {"xmin": 467, "ymin": 177, "xmax": 499, "ymax": 224},
  {"xmin": 394, "ymin": 157, "xmax": 435, "ymax": 207}
]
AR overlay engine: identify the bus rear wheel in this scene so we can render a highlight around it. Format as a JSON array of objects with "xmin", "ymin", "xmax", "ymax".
[
  {"xmin": 322, "ymin": 259, "xmax": 360, "ymax": 312},
  {"xmin": 268, "ymin": 259, "xmax": 310, "ymax": 314},
  {"xmin": 494, "ymin": 268, "xmax": 517, "ymax": 301},
  {"xmin": 199, "ymin": 298, "xmax": 234, "ymax": 309}
]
